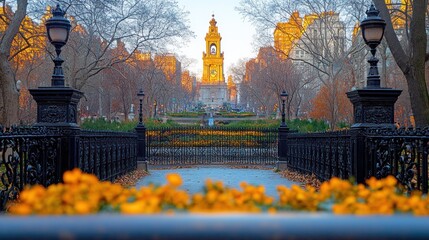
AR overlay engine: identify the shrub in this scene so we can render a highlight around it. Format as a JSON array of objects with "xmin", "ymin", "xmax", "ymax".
[
  {"xmin": 80, "ymin": 118, "xmax": 330, "ymax": 133},
  {"xmin": 167, "ymin": 112, "xmax": 206, "ymax": 118},
  {"xmin": 80, "ymin": 118, "xmax": 137, "ymax": 132},
  {"xmin": 80, "ymin": 118, "xmax": 182, "ymax": 131},
  {"xmin": 224, "ymin": 119, "xmax": 329, "ymax": 132}
]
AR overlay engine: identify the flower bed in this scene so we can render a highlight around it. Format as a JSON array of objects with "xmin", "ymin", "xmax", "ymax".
[{"xmin": 7, "ymin": 169, "xmax": 429, "ymax": 216}]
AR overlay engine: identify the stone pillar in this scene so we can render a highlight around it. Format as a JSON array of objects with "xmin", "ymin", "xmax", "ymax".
[
  {"xmin": 29, "ymin": 87, "xmax": 83, "ymax": 179},
  {"xmin": 276, "ymin": 126, "xmax": 289, "ymax": 170},
  {"xmin": 346, "ymin": 88, "xmax": 402, "ymax": 129}
]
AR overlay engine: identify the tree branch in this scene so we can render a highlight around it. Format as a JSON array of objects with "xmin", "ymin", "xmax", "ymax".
[{"xmin": 0, "ymin": 0, "xmax": 28, "ymax": 55}]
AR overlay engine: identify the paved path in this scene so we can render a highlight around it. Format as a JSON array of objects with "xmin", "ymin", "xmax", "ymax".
[{"xmin": 136, "ymin": 166, "xmax": 299, "ymax": 198}]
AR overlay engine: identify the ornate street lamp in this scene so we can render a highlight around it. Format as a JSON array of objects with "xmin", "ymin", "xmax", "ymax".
[
  {"xmin": 280, "ymin": 90, "xmax": 288, "ymax": 127},
  {"xmin": 137, "ymin": 89, "xmax": 145, "ymax": 125},
  {"xmin": 45, "ymin": 4, "xmax": 71, "ymax": 87},
  {"xmin": 360, "ymin": 4, "xmax": 386, "ymax": 88},
  {"xmin": 135, "ymin": 88, "xmax": 147, "ymax": 170},
  {"xmin": 345, "ymin": 4, "xmax": 401, "ymax": 130}
]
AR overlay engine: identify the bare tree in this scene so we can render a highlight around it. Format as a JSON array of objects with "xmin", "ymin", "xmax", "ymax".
[
  {"xmin": 0, "ymin": 0, "xmax": 192, "ymax": 126},
  {"xmin": 239, "ymin": 47, "xmax": 307, "ymax": 118},
  {"xmin": 237, "ymin": 0, "xmax": 358, "ymax": 127},
  {"xmin": 52, "ymin": 0, "xmax": 192, "ymax": 91}
]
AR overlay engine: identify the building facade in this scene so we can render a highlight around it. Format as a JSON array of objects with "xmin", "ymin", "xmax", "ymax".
[
  {"xmin": 273, "ymin": 11, "xmax": 346, "ymax": 95},
  {"xmin": 227, "ymin": 75, "xmax": 237, "ymax": 106},
  {"xmin": 199, "ymin": 15, "xmax": 228, "ymax": 109},
  {"xmin": 274, "ymin": 11, "xmax": 346, "ymax": 70},
  {"xmin": 154, "ymin": 54, "xmax": 182, "ymax": 86}
]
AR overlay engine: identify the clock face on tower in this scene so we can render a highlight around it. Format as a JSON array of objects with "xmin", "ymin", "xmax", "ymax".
[
  {"xmin": 210, "ymin": 44, "xmax": 217, "ymax": 55},
  {"xmin": 210, "ymin": 69, "xmax": 217, "ymax": 77}
]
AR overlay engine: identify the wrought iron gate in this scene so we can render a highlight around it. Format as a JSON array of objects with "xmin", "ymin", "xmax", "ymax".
[{"xmin": 146, "ymin": 127, "xmax": 278, "ymax": 165}]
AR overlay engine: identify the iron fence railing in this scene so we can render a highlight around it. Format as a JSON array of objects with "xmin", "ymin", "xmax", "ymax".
[
  {"xmin": 285, "ymin": 130, "xmax": 353, "ymax": 181},
  {"xmin": 78, "ymin": 130, "xmax": 137, "ymax": 181},
  {"xmin": 282, "ymin": 127, "xmax": 429, "ymax": 193},
  {"xmin": 0, "ymin": 127, "xmax": 138, "ymax": 211},
  {"xmin": 0, "ymin": 126, "xmax": 62, "ymax": 211},
  {"xmin": 146, "ymin": 127, "xmax": 278, "ymax": 165},
  {"xmin": 364, "ymin": 128, "xmax": 429, "ymax": 193}
]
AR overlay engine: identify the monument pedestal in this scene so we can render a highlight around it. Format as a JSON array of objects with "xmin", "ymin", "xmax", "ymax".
[{"xmin": 199, "ymin": 83, "xmax": 228, "ymax": 109}]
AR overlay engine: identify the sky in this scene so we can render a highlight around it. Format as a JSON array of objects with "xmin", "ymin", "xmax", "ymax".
[{"xmin": 174, "ymin": 0, "xmax": 257, "ymax": 79}]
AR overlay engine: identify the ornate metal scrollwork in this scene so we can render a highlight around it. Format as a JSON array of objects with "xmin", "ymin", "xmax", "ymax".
[
  {"xmin": 40, "ymin": 105, "xmax": 68, "ymax": 123},
  {"xmin": 395, "ymin": 143, "xmax": 416, "ymax": 192},
  {"xmin": 364, "ymin": 106, "xmax": 393, "ymax": 124},
  {"xmin": 354, "ymin": 105, "xmax": 363, "ymax": 123},
  {"xmin": 69, "ymin": 105, "xmax": 77, "ymax": 123},
  {"xmin": 366, "ymin": 127, "xmax": 425, "ymax": 193},
  {"xmin": 1, "ymin": 126, "xmax": 61, "ymax": 211},
  {"xmin": 0, "ymin": 139, "xmax": 22, "ymax": 210},
  {"xmin": 373, "ymin": 138, "xmax": 391, "ymax": 179}
]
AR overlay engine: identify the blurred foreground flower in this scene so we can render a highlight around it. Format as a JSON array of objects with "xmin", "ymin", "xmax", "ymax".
[{"xmin": 8, "ymin": 169, "xmax": 429, "ymax": 216}]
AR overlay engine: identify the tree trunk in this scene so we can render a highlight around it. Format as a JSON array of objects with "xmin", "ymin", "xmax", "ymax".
[
  {"xmin": 373, "ymin": 0, "xmax": 429, "ymax": 127},
  {"xmin": 406, "ymin": 68, "xmax": 429, "ymax": 127},
  {"xmin": 0, "ymin": 54, "xmax": 19, "ymax": 126},
  {"xmin": 407, "ymin": 0, "xmax": 429, "ymax": 127},
  {"xmin": 0, "ymin": 0, "xmax": 28, "ymax": 127}
]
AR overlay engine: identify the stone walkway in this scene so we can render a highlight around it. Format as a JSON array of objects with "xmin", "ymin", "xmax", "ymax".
[{"xmin": 136, "ymin": 166, "xmax": 299, "ymax": 198}]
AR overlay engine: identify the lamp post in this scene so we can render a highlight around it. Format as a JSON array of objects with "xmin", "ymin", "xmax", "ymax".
[
  {"xmin": 280, "ymin": 90, "xmax": 288, "ymax": 127},
  {"xmin": 135, "ymin": 88, "xmax": 147, "ymax": 171},
  {"xmin": 346, "ymin": 4, "xmax": 401, "ymax": 130},
  {"xmin": 30, "ymin": 3, "xmax": 82, "ymax": 127},
  {"xmin": 360, "ymin": 4, "xmax": 386, "ymax": 88},
  {"xmin": 45, "ymin": 4, "xmax": 71, "ymax": 87},
  {"xmin": 137, "ymin": 89, "xmax": 145, "ymax": 126},
  {"xmin": 277, "ymin": 90, "xmax": 289, "ymax": 170},
  {"xmin": 28, "ymin": 4, "xmax": 83, "ymax": 179}
]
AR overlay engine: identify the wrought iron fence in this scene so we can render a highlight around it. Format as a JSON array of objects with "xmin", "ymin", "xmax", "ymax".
[
  {"xmin": 285, "ymin": 130, "xmax": 353, "ymax": 182},
  {"xmin": 78, "ymin": 130, "xmax": 137, "ymax": 181},
  {"xmin": 0, "ymin": 127, "xmax": 139, "ymax": 211},
  {"xmin": 282, "ymin": 127, "xmax": 429, "ymax": 193},
  {"xmin": 0, "ymin": 126, "xmax": 62, "ymax": 211},
  {"xmin": 146, "ymin": 127, "xmax": 278, "ymax": 165},
  {"xmin": 364, "ymin": 128, "xmax": 429, "ymax": 193}
]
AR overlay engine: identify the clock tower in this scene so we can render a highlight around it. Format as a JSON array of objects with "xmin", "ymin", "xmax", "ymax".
[{"xmin": 199, "ymin": 15, "xmax": 228, "ymax": 109}]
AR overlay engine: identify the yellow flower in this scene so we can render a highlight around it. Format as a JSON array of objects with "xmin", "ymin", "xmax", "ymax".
[
  {"xmin": 74, "ymin": 201, "xmax": 93, "ymax": 214},
  {"xmin": 8, "ymin": 203, "xmax": 32, "ymax": 215},
  {"xmin": 384, "ymin": 176, "xmax": 397, "ymax": 187},
  {"xmin": 166, "ymin": 173, "xmax": 183, "ymax": 188},
  {"xmin": 8, "ymin": 169, "xmax": 429, "ymax": 216},
  {"xmin": 120, "ymin": 201, "xmax": 146, "ymax": 214},
  {"xmin": 63, "ymin": 168, "xmax": 82, "ymax": 185}
]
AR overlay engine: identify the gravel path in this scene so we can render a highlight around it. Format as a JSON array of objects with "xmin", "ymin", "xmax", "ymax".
[{"xmin": 136, "ymin": 166, "xmax": 300, "ymax": 198}]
